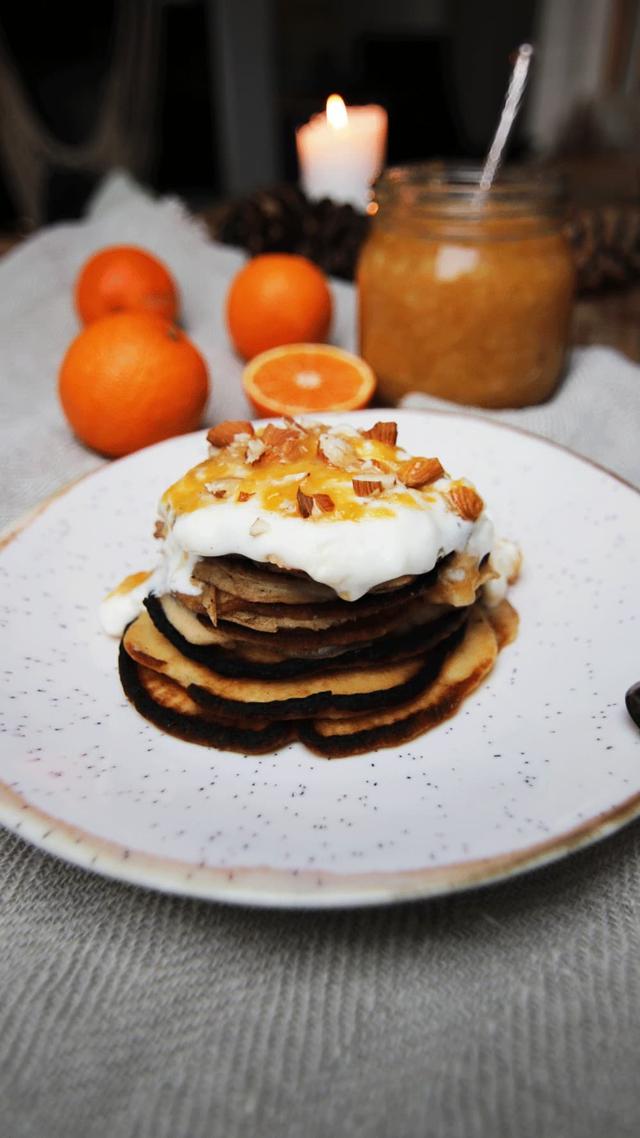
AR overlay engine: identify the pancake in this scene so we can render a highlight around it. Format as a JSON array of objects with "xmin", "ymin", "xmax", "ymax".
[
  {"xmin": 104, "ymin": 417, "xmax": 521, "ymax": 757},
  {"xmin": 119, "ymin": 655, "xmax": 295, "ymax": 753},
  {"xmin": 145, "ymin": 593, "xmax": 467, "ymax": 678},
  {"xmin": 118, "ymin": 606, "xmax": 514, "ymax": 757},
  {"xmin": 123, "ymin": 609, "xmax": 449, "ymax": 719}
]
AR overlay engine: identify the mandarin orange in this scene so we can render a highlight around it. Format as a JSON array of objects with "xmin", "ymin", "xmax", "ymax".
[
  {"xmin": 75, "ymin": 245, "xmax": 179, "ymax": 325},
  {"xmin": 242, "ymin": 343, "xmax": 375, "ymax": 417},
  {"xmin": 58, "ymin": 312, "xmax": 209, "ymax": 457},
  {"xmin": 226, "ymin": 254, "xmax": 332, "ymax": 360}
]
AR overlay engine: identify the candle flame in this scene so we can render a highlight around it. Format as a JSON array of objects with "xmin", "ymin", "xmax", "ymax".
[{"xmin": 326, "ymin": 94, "xmax": 348, "ymax": 130}]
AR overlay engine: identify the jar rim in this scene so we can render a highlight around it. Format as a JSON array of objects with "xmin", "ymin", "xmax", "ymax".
[{"xmin": 374, "ymin": 161, "xmax": 566, "ymax": 217}]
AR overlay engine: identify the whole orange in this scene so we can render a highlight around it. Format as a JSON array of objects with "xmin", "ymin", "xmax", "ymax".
[
  {"xmin": 226, "ymin": 253, "xmax": 332, "ymax": 360},
  {"xmin": 75, "ymin": 245, "xmax": 179, "ymax": 325},
  {"xmin": 59, "ymin": 312, "xmax": 209, "ymax": 457}
]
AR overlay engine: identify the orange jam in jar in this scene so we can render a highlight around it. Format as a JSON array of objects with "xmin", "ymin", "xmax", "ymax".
[{"xmin": 357, "ymin": 163, "xmax": 575, "ymax": 408}]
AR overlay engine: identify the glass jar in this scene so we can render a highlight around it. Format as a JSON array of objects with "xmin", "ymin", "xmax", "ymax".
[{"xmin": 357, "ymin": 163, "xmax": 575, "ymax": 408}]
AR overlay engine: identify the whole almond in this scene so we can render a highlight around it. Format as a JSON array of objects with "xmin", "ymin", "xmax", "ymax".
[
  {"xmin": 352, "ymin": 478, "xmax": 383, "ymax": 496},
  {"xmin": 398, "ymin": 457, "xmax": 444, "ymax": 488},
  {"xmin": 207, "ymin": 420, "xmax": 254, "ymax": 447},
  {"xmin": 363, "ymin": 421, "xmax": 398, "ymax": 446},
  {"xmin": 448, "ymin": 484, "xmax": 484, "ymax": 521}
]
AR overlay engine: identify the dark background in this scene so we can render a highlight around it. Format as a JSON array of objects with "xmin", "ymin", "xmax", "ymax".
[{"xmin": 0, "ymin": 0, "xmax": 539, "ymax": 228}]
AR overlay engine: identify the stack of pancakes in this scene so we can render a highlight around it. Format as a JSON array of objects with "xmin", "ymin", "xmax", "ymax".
[{"xmin": 119, "ymin": 546, "xmax": 517, "ymax": 758}]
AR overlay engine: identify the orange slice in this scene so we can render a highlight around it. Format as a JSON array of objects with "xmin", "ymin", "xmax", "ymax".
[{"xmin": 242, "ymin": 343, "xmax": 376, "ymax": 417}]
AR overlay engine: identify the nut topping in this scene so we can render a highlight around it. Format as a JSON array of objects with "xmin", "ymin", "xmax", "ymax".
[
  {"xmin": 448, "ymin": 484, "xmax": 484, "ymax": 521},
  {"xmin": 237, "ymin": 491, "xmax": 254, "ymax": 502},
  {"xmin": 261, "ymin": 424, "xmax": 308, "ymax": 461},
  {"xmin": 317, "ymin": 433, "xmax": 357, "ymax": 469},
  {"xmin": 262, "ymin": 424, "xmax": 297, "ymax": 447},
  {"xmin": 352, "ymin": 478, "xmax": 383, "ymax": 497},
  {"xmin": 282, "ymin": 415, "xmax": 307, "ymax": 434},
  {"xmin": 314, "ymin": 493, "xmax": 335, "ymax": 513},
  {"xmin": 372, "ymin": 459, "xmax": 392, "ymax": 473},
  {"xmin": 297, "ymin": 486, "xmax": 314, "ymax": 518},
  {"xmin": 153, "ymin": 519, "xmax": 166, "ymax": 540},
  {"xmin": 207, "ymin": 420, "xmax": 254, "ymax": 447},
  {"xmin": 245, "ymin": 437, "xmax": 266, "ymax": 464},
  {"xmin": 398, "ymin": 457, "xmax": 444, "ymax": 488},
  {"xmin": 363, "ymin": 421, "xmax": 398, "ymax": 446}
]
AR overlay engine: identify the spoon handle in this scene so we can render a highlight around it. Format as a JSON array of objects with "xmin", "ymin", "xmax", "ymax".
[{"xmin": 479, "ymin": 44, "xmax": 534, "ymax": 191}]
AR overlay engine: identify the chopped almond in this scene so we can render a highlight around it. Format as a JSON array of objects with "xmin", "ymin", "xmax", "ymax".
[
  {"xmin": 282, "ymin": 415, "xmax": 307, "ymax": 434},
  {"xmin": 260, "ymin": 424, "xmax": 308, "ymax": 462},
  {"xmin": 297, "ymin": 486, "xmax": 314, "ymax": 518},
  {"xmin": 372, "ymin": 458, "xmax": 392, "ymax": 473},
  {"xmin": 314, "ymin": 493, "xmax": 335, "ymax": 513},
  {"xmin": 317, "ymin": 433, "xmax": 357, "ymax": 469},
  {"xmin": 352, "ymin": 478, "xmax": 383, "ymax": 496},
  {"xmin": 262, "ymin": 423, "xmax": 295, "ymax": 446},
  {"xmin": 207, "ymin": 420, "xmax": 254, "ymax": 447},
  {"xmin": 363, "ymin": 421, "xmax": 398, "ymax": 446},
  {"xmin": 398, "ymin": 457, "xmax": 444, "ymax": 488},
  {"xmin": 153, "ymin": 519, "xmax": 166, "ymax": 540},
  {"xmin": 448, "ymin": 484, "xmax": 484, "ymax": 521},
  {"xmin": 282, "ymin": 436, "xmax": 309, "ymax": 461},
  {"xmin": 245, "ymin": 437, "xmax": 266, "ymax": 464},
  {"xmin": 213, "ymin": 489, "xmax": 227, "ymax": 499},
  {"xmin": 237, "ymin": 490, "xmax": 254, "ymax": 502}
]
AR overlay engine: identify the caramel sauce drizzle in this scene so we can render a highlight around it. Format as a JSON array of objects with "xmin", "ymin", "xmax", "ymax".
[{"xmin": 162, "ymin": 421, "xmax": 448, "ymax": 522}]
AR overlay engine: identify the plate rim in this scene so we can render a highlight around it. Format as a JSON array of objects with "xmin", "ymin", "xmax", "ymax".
[{"xmin": 2, "ymin": 408, "xmax": 639, "ymax": 908}]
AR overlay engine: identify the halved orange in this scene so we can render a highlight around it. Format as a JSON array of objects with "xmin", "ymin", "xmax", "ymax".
[{"xmin": 242, "ymin": 343, "xmax": 376, "ymax": 417}]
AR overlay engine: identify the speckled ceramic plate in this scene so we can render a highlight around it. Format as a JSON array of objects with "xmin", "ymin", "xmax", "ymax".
[{"xmin": 1, "ymin": 410, "xmax": 639, "ymax": 908}]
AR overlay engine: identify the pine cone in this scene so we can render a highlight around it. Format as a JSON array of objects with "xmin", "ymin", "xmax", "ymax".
[
  {"xmin": 215, "ymin": 185, "xmax": 308, "ymax": 256},
  {"xmin": 213, "ymin": 186, "xmax": 370, "ymax": 280},
  {"xmin": 566, "ymin": 206, "xmax": 640, "ymax": 292}
]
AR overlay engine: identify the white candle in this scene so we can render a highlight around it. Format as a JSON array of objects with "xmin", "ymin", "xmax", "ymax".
[{"xmin": 296, "ymin": 94, "xmax": 387, "ymax": 212}]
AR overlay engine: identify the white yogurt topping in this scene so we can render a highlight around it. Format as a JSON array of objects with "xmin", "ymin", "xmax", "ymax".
[
  {"xmin": 483, "ymin": 537, "xmax": 522, "ymax": 608},
  {"xmin": 153, "ymin": 490, "xmax": 495, "ymax": 603},
  {"xmin": 99, "ymin": 576, "xmax": 154, "ymax": 637},
  {"xmin": 100, "ymin": 422, "xmax": 519, "ymax": 637}
]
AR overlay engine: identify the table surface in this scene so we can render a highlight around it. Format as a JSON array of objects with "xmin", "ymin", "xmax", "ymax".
[{"xmin": 2, "ymin": 214, "xmax": 640, "ymax": 1138}]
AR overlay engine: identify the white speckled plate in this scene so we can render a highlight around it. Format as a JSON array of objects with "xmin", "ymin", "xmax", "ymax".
[{"xmin": 1, "ymin": 410, "xmax": 639, "ymax": 908}]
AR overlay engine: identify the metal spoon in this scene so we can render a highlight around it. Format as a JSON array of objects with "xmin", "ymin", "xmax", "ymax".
[{"xmin": 626, "ymin": 683, "xmax": 640, "ymax": 728}]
